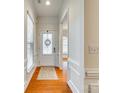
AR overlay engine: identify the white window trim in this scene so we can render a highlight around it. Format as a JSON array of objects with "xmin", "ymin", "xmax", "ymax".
[
  {"xmin": 27, "ymin": 63, "xmax": 34, "ymax": 73},
  {"xmin": 26, "ymin": 11, "xmax": 34, "ymax": 73}
]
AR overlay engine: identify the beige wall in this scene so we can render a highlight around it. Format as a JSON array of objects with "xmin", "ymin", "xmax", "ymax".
[{"xmin": 84, "ymin": 0, "xmax": 99, "ymax": 68}]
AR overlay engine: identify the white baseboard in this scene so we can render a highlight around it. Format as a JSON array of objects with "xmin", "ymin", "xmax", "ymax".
[
  {"xmin": 24, "ymin": 66, "xmax": 36, "ymax": 92},
  {"xmin": 67, "ymin": 80, "xmax": 80, "ymax": 93}
]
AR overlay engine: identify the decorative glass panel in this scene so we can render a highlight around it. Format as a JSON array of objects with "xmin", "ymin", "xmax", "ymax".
[{"xmin": 43, "ymin": 33, "xmax": 52, "ymax": 55}]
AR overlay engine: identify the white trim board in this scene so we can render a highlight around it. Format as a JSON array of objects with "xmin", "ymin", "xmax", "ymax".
[
  {"xmin": 85, "ymin": 68, "xmax": 99, "ymax": 79},
  {"xmin": 24, "ymin": 66, "xmax": 36, "ymax": 92},
  {"xmin": 68, "ymin": 58, "xmax": 80, "ymax": 67},
  {"xmin": 60, "ymin": 8, "xmax": 69, "ymax": 24},
  {"xmin": 67, "ymin": 80, "xmax": 80, "ymax": 93}
]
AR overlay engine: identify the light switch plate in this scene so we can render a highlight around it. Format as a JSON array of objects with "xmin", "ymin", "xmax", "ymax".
[{"xmin": 88, "ymin": 46, "xmax": 99, "ymax": 54}]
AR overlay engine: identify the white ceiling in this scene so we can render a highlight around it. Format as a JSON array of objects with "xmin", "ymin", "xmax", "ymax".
[{"xmin": 33, "ymin": 0, "xmax": 63, "ymax": 17}]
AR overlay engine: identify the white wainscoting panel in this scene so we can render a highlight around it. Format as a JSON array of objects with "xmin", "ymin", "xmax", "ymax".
[{"xmin": 67, "ymin": 59, "xmax": 82, "ymax": 93}]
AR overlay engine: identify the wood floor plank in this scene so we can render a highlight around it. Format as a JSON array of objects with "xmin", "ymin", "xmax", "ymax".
[{"xmin": 25, "ymin": 67, "xmax": 72, "ymax": 93}]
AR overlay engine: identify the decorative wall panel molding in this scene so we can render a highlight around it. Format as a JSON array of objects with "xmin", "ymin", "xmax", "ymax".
[
  {"xmin": 68, "ymin": 59, "xmax": 81, "ymax": 93},
  {"xmin": 85, "ymin": 68, "xmax": 99, "ymax": 79}
]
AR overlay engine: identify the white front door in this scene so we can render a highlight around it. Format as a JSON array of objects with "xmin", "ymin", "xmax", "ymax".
[{"xmin": 40, "ymin": 31, "xmax": 56, "ymax": 66}]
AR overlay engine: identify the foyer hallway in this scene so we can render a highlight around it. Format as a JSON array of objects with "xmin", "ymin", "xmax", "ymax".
[
  {"xmin": 25, "ymin": 0, "xmax": 85, "ymax": 93},
  {"xmin": 25, "ymin": 67, "xmax": 72, "ymax": 93}
]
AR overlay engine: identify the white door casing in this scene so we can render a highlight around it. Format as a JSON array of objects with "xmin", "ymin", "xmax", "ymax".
[{"xmin": 40, "ymin": 31, "xmax": 56, "ymax": 66}]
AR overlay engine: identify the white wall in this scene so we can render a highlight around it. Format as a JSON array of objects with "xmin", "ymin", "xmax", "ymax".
[
  {"xmin": 24, "ymin": 0, "xmax": 37, "ymax": 90},
  {"xmin": 59, "ymin": 0, "xmax": 84, "ymax": 93},
  {"xmin": 36, "ymin": 16, "xmax": 59, "ymax": 67}
]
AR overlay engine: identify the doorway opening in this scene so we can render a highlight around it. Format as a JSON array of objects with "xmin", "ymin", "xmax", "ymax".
[
  {"xmin": 25, "ymin": 0, "xmax": 72, "ymax": 93},
  {"xmin": 59, "ymin": 9, "xmax": 69, "ymax": 82}
]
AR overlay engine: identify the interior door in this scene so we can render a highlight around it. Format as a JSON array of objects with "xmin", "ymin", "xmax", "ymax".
[{"xmin": 40, "ymin": 31, "xmax": 56, "ymax": 66}]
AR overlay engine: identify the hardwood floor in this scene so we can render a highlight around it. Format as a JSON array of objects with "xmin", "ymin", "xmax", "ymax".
[{"xmin": 25, "ymin": 67, "xmax": 72, "ymax": 93}]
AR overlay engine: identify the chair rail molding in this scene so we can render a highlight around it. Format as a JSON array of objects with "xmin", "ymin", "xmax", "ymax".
[{"xmin": 85, "ymin": 68, "xmax": 99, "ymax": 79}]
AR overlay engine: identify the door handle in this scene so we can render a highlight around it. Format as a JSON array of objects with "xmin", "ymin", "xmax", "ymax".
[{"xmin": 53, "ymin": 47, "xmax": 56, "ymax": 53}]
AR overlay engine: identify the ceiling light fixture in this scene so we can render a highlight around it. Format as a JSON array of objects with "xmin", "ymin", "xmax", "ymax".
[
  {"xmin": 38, "ymin": 0, "xmax": 41, "ymax": 3},
  {"xmin": 46, "ymin": 0, "xmax": 51, "ymax": 6}
]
